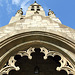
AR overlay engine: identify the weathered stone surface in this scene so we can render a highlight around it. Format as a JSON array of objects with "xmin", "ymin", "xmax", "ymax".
[
  {"xmin": 0, "ymin": 2, "xmax": 75, "ymax": 75},
  {"xmin": 0, "ymin": 14, "xmax": 75, "ymax": 43}
]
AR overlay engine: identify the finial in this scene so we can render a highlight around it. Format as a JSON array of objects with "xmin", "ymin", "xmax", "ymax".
[
  {"xmin": 48, "ymin": 9, "xmax": 56, "ymax": 17},
  {"xmin": 20, "ymin": 8, "xmax": 22, "ymax": 10},
  {"xmin": 49, "ymin": 9, "xmax": 51, "ymax": 12},
  {"xmin": 34, "ymin": 1, "xmax": 36, "ymax": 3},
  {"xmin": 16, "ymin": 8, "xmax": 23, "ymax": 15}
]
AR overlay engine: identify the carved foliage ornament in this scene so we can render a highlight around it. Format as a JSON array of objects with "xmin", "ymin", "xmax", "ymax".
[{"xmin": 0, "ymin": 47, "xmax": 75, "ymax": 75}]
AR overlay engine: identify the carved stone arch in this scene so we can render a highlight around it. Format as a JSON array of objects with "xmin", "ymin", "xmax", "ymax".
[
  {"xmin": 0, "ymin": 31, "xmax": 75, "ymax": 75},
  {"xmin": 0, "ymin": 47, "xmax": 75, "ymax": 75}
]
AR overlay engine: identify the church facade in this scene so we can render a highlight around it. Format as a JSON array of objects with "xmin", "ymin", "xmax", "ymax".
[{"xmin": 0, "ymin": 1, "xmax": 75, "ymax": 75}]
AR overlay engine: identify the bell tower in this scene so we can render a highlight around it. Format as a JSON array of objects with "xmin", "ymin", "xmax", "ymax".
[{"xmin": 26, "ymin": 1, "xmax": 45, "ymax": 17}]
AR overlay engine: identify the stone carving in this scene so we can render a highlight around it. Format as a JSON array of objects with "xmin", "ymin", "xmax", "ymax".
[
  {"xmin": 17, "ymin": 47, "xmax": 35, "ymax": 59},
  {"xmin": 48, "ymin": 9, "xmax": 56, "ymax": 18},
  {"xmin": 56, "ymin": 58, "xmax": 75, "ymax": 75},
  {"xmin": 16, "ymin": 8, "xmax": 23, "ymax": 15},
  {"xmin": 0, "ymin": 47, "xmax": 75, "ymax": 75},
  {"xmin": 0, "ymin": 56, "xmax": 20, "ymax": 75},
  {"xmin": 0, "ymin": 47, "xmax": 35, "ymax": 75},
  {"xmin": 40, "ymin": 47, "xmax": 75, "ymax": 75},
  {"xmin": 48, "ymin": 9, "xmax": 54, "ymax": 15}
]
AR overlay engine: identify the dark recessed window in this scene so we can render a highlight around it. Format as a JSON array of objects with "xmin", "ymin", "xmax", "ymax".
[
  {"xmin": 37, "ymin": 9, "xmax": 40, "ymax": 11},
  {"xmin": 31, "ymin": 9, "xmax": 34, "ymax": 11},
  {"xmin": 31, "ymin": 6, "xmax": 34, "ymax": 11}
]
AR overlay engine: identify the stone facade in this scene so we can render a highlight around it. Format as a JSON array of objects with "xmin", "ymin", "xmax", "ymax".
[
  {"xmin": 0, "ymin": 1, "xmax": 75, "ymax": 75},
  {"xmin": 0, "ymin": 2, "xmax": 75, "ymax": 42}
]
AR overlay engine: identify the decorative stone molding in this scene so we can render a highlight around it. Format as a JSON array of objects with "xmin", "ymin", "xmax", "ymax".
[
  {"xmin": 16, "ymin": 8, "xmax": 23, "ymax": 16},
  {"xmin": 56, "ymin": 58, "xmax": 75, "ymax": 75},
  {"xmin": 0, "ymin": 56, "xmax": 20, "ymax": 75},
  {"xmin": 17, "ymin": 47, "xmax": 35, "ymax": 59},
  {"xmin": 40, "ymin": 47, "xmax": 75, "ymax": 75},
  {"xmin": 0, "ymin": 47, "xmax": 75, "ymax": 75},
  {"xmin": 0, "ymin": 47, "xmax": 35, "ymax": 75}
]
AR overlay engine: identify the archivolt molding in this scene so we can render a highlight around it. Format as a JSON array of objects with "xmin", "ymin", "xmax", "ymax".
[{"xmin": 0, "ymin": 47, "xmax": 75, "ymax": 75}]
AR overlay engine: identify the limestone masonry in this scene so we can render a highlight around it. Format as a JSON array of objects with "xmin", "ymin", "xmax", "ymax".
[
  {"xmin": 0, "ymin": 1, "xmax": 75, "ymax": 75},
  {"xmin": 0, "ymin": 1, "xmax": 75, "ymax": 42}
]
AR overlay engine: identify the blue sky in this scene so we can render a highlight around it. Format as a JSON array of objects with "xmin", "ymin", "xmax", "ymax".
[{"xmin": 0, "ymin": 0, "xmax": 75, "ymax": 29}]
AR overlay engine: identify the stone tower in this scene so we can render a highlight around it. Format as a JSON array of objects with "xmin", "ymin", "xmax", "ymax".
[{"xmin": 0, "ymin": 1, "xmax": 75, "ymax": 75}]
